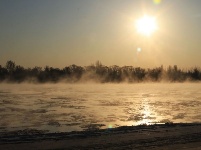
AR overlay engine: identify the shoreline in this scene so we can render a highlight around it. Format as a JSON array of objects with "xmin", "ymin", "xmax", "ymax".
[{"xmin": 1, "ymin": 123, "xmax": 201, "ymax": 149}]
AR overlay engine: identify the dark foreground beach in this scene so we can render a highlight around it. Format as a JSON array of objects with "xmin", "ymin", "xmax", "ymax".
[{"xmin": 1, "ymin": 123, "xmax": 201, "ymax": 150}]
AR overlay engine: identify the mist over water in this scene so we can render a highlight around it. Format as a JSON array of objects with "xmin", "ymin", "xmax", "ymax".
[
  {"xmin": 1, "ymin": 60, "xmax": 201, "ymax": 83},
  {"xmin": 0, "ymin": 83, "xmax": 201, "ymax": 133}
]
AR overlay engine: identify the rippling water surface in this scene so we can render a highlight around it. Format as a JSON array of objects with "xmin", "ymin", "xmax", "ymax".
[{"xmin": 0, "ymin": 83, "xmax": 201, "ymax": 133}]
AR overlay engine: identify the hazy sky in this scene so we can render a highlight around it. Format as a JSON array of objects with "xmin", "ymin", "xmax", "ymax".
[{"xmin": 1, "ymin": 0, "xmax": 201, "ymax": 68}]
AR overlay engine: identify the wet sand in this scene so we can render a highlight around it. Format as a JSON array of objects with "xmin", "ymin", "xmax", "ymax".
[{"xmin": 0, "ymin": 123, "xmax": 201, "ymax": 150}]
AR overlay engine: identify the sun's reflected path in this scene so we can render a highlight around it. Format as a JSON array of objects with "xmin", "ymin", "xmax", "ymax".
[
  {"xmin": 106, "ymin": 93, "xmax": 163, "ymax": 129},
  {"xmin": 0, "ymin": 83, "xmax": 201, "ymax": 133},
  {"xmin": 137, "ymin": 98, "xmax": 156, "ymax": 125}
]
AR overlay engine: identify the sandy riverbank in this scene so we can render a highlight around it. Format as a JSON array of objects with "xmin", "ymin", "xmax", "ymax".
[{"xmin": 0, "ymin": 123, "xmax": 201, "ymax": 149}]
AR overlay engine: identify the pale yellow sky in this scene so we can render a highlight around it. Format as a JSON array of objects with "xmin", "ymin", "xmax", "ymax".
[{"xmin": 1, "ymin": 0, "xmax": 201, "ymax": 68}]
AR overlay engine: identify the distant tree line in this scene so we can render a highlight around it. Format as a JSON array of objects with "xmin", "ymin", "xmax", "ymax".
[{"xmin": 0, "ymin": 60, "xmax": 201, "ymax": 83}]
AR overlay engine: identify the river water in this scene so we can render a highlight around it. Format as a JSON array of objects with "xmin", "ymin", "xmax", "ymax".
[{"xmin": 0, "ymin": 83, "xmax": 201, "ymax": 133}]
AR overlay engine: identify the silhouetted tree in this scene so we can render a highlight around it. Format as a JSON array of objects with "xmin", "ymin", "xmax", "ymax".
[
  {"xmin": 189, "ymin": 68, "xmax": 201, "ymax": 81},
  {"xmin": 6, "ymin": 60, "xmax": 16, "ymax": 73},
  {"xmin": 13, "ymin": 65, "xmax": 26, "ymax": 82},
  {"xmin": 0, "ymin": 60, "xmax": 201, "ymax": 83},
  {"xmin": 147, "ymin": 66, "xmax": 164, "ymax": 81},
  {"xmin": 0, "ymin": 65, "xmax": 8, "ymax": 81}
]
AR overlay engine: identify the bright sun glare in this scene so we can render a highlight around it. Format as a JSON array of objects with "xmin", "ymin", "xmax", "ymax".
[{"xmin": 136, "ymin": 15, "xmax": 158, "ymax": 36}]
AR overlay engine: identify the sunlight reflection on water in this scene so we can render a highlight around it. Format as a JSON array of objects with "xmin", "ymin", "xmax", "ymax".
[{"xmin": 0, "ymin": 83, "xmax": 201, "ymax": 133}]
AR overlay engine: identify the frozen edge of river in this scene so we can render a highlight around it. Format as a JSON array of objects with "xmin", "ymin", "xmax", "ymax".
[{"xmin": 0, "ymin": 123, "xmax": 201, "ymax": 149}]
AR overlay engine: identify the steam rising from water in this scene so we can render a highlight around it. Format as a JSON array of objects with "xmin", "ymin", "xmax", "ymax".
[
  {"xmin": 0, "ymin": 83, "xmax": 201, "ymax": 133},
  {"xmin": 1, "ymin": 60, "xmax": 201, "ymax": 83}
]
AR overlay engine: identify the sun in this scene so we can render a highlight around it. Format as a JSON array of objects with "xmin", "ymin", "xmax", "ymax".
[{"xmin": 136, "ymin": 15, "xmax": 158, "ymax": 36}]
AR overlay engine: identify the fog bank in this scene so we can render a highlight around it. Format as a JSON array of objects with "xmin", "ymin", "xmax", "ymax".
[{"xmin": 0, "ymin": 60, "xmax": 201, "ymax": 83}]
